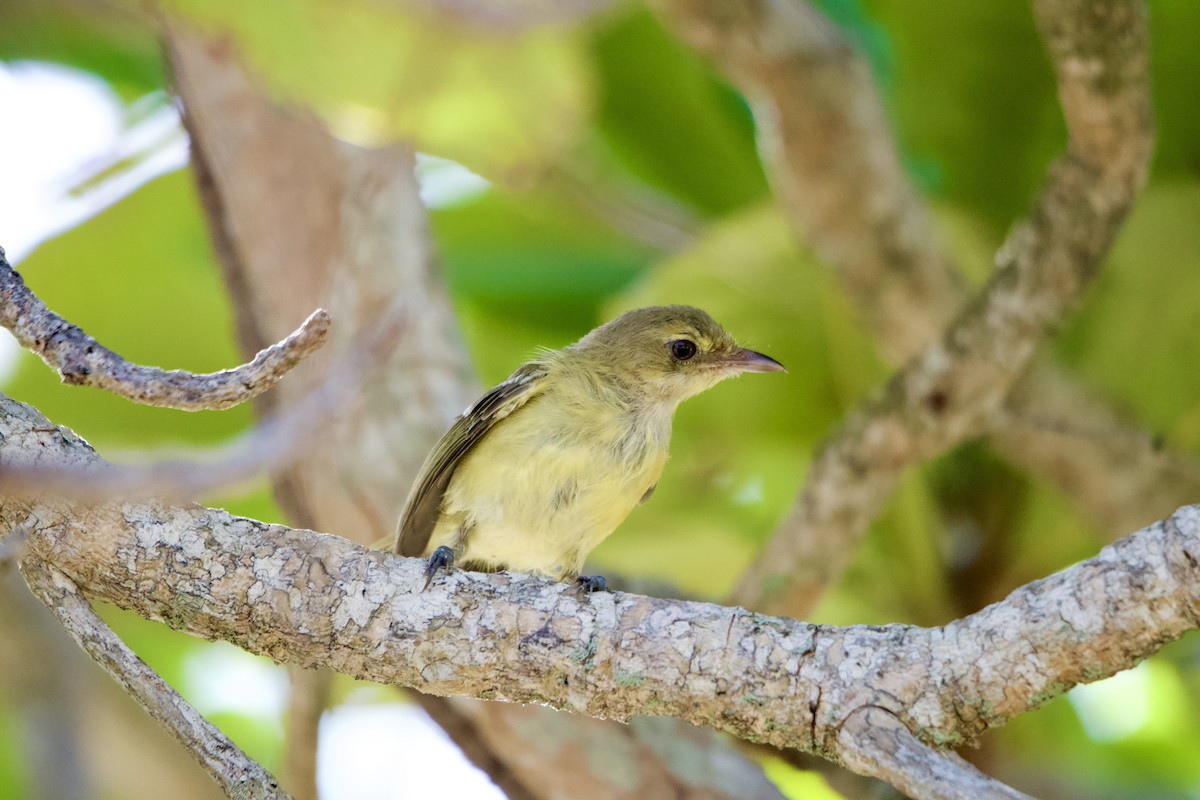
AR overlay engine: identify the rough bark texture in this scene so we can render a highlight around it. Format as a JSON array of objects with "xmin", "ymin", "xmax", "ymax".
[
  {"xmin": 838, "ymin": 708, "xmax": 1033, "ymax": 800},
  {"xmin": 7, "ymin": 396, "xmax": 1200, "ymax": 780},
  {"xmin": 20, "ymin": 557, "xmax": 288, "ymax": 800},
  {"xmin": 0, "ymin": 247, "xmax": 328, "ymax": 412}
]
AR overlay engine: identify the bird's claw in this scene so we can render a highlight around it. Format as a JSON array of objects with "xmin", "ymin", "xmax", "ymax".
[
  {"xmin": 574, "ymin": 575, "xmax": 608, "ymax": 594},
  {"xmin": 422, "ymin": 546, "xmax": 455, "ymax": 591}
]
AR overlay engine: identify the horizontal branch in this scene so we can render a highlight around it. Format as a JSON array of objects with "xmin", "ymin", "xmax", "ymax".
[
  {"xmin": 0, "ymin": 246, "xmax": 329, "ymax": 411},
  {"xmin": 7, "ymin": 394, "xmax": 1199, "ymax": 781}
]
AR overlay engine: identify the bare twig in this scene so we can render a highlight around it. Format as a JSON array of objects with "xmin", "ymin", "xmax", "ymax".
[
  {"xmin": 0, "ymin": 299, "xmax": 406, "ymax": 503},
  {"xmin": 0, "ymin": 245, "xmax": 329, "ymax": 411},
  {"xmin": 20, "ymin": 557, "xmax": 290, "ymax": 800},
  {"xmin": 724, "ymin": 0, "xmax": 1153, "ymax": 615},
  {"xmin": 548, "ymin": 165, "xmax": 700, "ymax": 252}
]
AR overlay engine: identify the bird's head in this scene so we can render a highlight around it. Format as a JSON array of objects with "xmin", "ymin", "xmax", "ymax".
[{"xmin": 569, "ymin": 305, "xmax": 785, "ymax": 406}]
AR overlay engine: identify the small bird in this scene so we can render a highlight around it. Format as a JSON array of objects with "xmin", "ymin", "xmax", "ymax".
[{"xmin": 395, "ymin": 305, "xmax": 784, "ymax": 591}]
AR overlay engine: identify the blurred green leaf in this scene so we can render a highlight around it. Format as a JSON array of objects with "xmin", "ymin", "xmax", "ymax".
[
  {"xmin": 762, "ymin": 757, "xmax": 847, "ymax": 800},
  {"xmin": 0, "ymin": 0, "xmax": 163, "ymax": 98},
  {"xmin": 0, "ymin": 706, "xmax": 25, "ymax": 800},
  {"xmin": 1146, "ymin": 4, "xmax": 1200, "ymax": 180},
  {"xmin": 1056, "ymin": 181, "xmax": 1200, "ymax": 453},
  {"xmin": 863, "ymin": 0, "xmax": 1064, "ymax": 227},
  {"xmin": 162, "ymin": 0, "xmax": 591, "ymax": 179},
  {"xmin": 590, "ymin": 8, "xmax": 768, "ymax": 214}
]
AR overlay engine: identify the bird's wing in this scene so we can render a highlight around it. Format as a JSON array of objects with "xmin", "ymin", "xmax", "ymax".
[{"xmin": 396, "ymin": 361, "xmax": 549, "ymax": 557}]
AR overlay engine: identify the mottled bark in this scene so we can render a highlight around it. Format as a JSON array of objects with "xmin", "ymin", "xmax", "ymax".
[
  {"xmin": 7, "ymin": 395, "xmax": 1200, "ymax": 799},
  {"xmin": 20, "ymin": 557, "xmax": 288, "ymax": 800},
  {"xmin": 0, "ymin": 247, "xmax": 327, "ymax": 411}
]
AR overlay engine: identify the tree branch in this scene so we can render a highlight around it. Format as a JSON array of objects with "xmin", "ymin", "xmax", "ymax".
[
  {"xmin": 7, "ymin": 393, "xmax": 1199, "ymax": 798},
  {"xmin": 0, "ymin": 246, "xmax": 328, "ymax": 412},
  {"xmin": 655, "ymin": 0, "xmax": 1197, "ymax": 557},
  {"xmin": 19, "ymin": 556, "xmax": 289, "ymax": 800},
  {"xmin": 0, "ymin": 297, "xmax": 406, "ymax": 504},
  {"xmin": 838, "ymin": 707, "xmax": 1033, "ymax": 800},
  {"xmin": 714, "ymin": 0, "xmax": 1154, "ymax": 615}
]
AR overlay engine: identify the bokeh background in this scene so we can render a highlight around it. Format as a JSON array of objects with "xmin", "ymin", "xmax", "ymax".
[{"xmin": 2, "ymin": 1, "xmax": 1199, "ymax": 798}]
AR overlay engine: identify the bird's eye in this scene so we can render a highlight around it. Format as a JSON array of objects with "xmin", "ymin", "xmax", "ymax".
[{"xmin": 668, "ymin": 339, "xmax": 698, "ymax": 361}]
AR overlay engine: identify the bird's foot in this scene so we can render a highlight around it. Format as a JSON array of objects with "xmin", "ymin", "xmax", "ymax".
[
  {"xmin": 573, "ymin": 575, "xmax": 608, "ymax": 594},
  {"xmin": 422, "ymin": 546, "xmax": 455, "ymax": 591}
]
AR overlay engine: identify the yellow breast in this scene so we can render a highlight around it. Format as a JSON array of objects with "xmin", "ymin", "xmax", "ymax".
[{"xmin": 428, "ymin": 391, "xmax": 671, "ymax": 579}]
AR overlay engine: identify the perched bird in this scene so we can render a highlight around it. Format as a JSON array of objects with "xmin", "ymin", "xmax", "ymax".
[{"xmin": 396, "ymin": 305, "xmax": 784, "ymax": 591}]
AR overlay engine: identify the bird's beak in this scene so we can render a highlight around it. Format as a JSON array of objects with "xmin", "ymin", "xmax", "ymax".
[{"xmin": 724, "ymin": 348, "xmax": 786, "ymax": 373}]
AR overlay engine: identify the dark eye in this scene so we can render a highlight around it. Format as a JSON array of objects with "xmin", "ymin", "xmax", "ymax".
[{"xmin": 668, "ymin": 339, "xmax": 698, "ymax": 361}]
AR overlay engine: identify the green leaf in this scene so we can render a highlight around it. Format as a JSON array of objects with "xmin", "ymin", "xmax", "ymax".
[
  {"xmin": 162, "ymin": 0, "xmax": 591, "ymax": 178},
  {"xmin": 589, "ymin": 9, "xmax": 769, "ymax": 214}
]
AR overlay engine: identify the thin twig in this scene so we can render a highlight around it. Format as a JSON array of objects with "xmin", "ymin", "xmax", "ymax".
[
  {"xmin": 20, "ymin": 557, "xmax": 290, "ymax": 800},
  {"xmin": 0, "ymin": 245, "xmax": 329, "ymax": 411},
  {"xmin": 0, "ymin": 298, "xmax": 406, "ymax": 503}
]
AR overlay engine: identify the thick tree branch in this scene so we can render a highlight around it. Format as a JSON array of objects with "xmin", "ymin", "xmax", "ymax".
[
  {"xmin": 19, "ymin": 557, "xmax": 288, "ymax": 800},
  {"xmin": 0, "ymin": 246, "xmax": 328, "ymax": 412},
  {"xmin": 6, "ymin": 394, "xmax": 1199, "ymax": 798},
  {"xmin": 711, "ymin": 0, "xmax": 1153, "ymax": 615}
]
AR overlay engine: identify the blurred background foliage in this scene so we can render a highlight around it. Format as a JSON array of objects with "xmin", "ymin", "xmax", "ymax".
[{"xmin": 1, "ymin": 0, "xmax": 1199, "ymax": 798}]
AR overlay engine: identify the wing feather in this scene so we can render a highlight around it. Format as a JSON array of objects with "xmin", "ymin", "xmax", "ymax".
[{"xmin": 395, "ymin": 361, "xmax": 549, "ymax": 556}]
